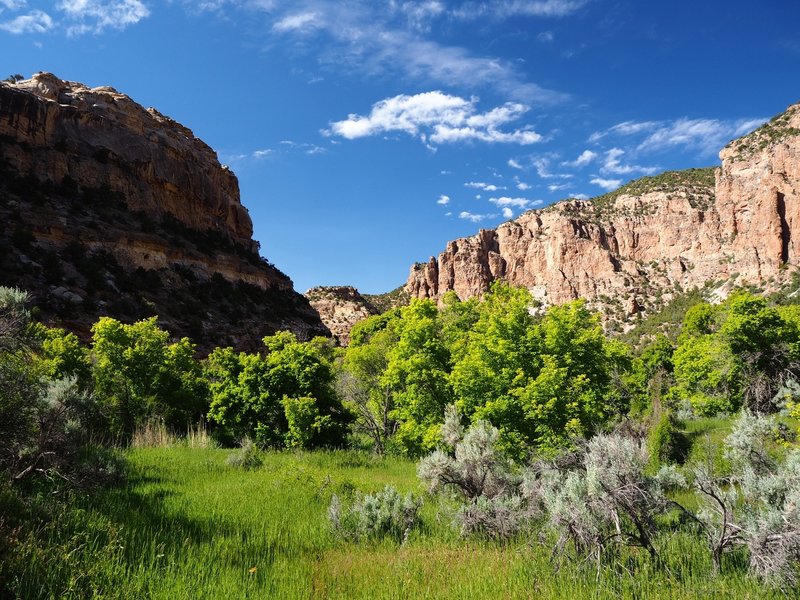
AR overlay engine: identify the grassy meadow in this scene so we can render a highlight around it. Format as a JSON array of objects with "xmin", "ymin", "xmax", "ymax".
[{"xmin": 7, "ymin": 443, "xmax": 795, "ymax": 599}]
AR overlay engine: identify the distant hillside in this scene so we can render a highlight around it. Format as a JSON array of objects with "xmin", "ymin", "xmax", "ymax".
[{"xmin": 0, "ymin": 73, "xmax": 328, "ymax": 352}]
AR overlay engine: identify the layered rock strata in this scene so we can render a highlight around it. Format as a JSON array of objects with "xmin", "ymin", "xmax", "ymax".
[
  {"xmin": 406, "ymin": 103, "xmax": 800, "ymax": 328},
  {"xmin": 0, "ymin": 73, "xmax": 327, "ymax": 351}
]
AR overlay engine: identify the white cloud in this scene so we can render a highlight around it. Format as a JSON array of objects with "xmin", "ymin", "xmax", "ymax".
[
  {"xmin": 465, "ymin": 181, "xmax": 505, "ymax": 192},
  {"xmin": 588, "ymin": 120, "xmax": 659, "ymax": 143},
  {"xmin": 266, "ymin": 2, "xmax": 567, "ymax": 105},
  {"xmin": 489, "ymin": 196, "xmax": 531, "ymax": 208},
  {"xmin": 459, "ymin": 210, "xmax": 496, "ymax": 223},
  {"xmin": 537, "ymin": 30, "xmax": 554, "ymax": 42},
  {"xmin": 0, "ymin": 0, "xmax": 27, "ymax": 10},
  {"xmin": 548, "ymin": 183, "xmax": 569, "ymax": 192},
  {"xmin": 515, "ymin": 179, "xmax": 531, "ymax": 190},
  {"xmin": 272, "ymin": 11, "xmax": 322, "ymax": 33},
  {"xmin": 637, "ymin": 117, "xmax": 767, "ymax": 155},
  {"xmin": 590, "ymin": 177, "xmax": 622, "ymax": 191},
  {"xmin": 507, "ymin": 158, "xmax": 523, "ymax": 170},
  {"xmin": 562, "ymin": 149, "xmax": 597, "ymax": 167},
  {"xmin": 453, "ymin": 0, "xmax": 589, "ymax": 19},
  {"xmin": 57, "ymin": 0, "xmax": 149, "ymax": 35},
  {"xmin": 501, "ymin": 207, "xmax": 514, "ymax": 218},
  {"xmin": 437, "ymin": 194, "xmax": 450, "ymax": 205},
  {"xmin": 601, "ymin": 147, "xmax": 658, "ymax": 175},
  {"xmin": 329, "ymin": 91, "xmax": 544, "ymax": 146},
  {"xmin": 253, "ymin": 149, "xmax": 274, "ymax": 158},
  {"xmin": 532, "ymin": 156, "xmax": 571, "ymax": 179},
  {"xmin": 394, "ymin": 0, "xmax": 445, "ymax": 31},
  {"xmin": 571, "ymin": 193, "xmax": 588, "ymax": 200},
  {"xmin": 0, "ymin": 9, "xmax": 52, "ymax": 33}
]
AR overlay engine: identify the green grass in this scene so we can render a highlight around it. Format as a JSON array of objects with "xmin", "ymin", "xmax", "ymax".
[{"xmin": 6, "ymin": 447, "xmax": 796, "ymax": 599}]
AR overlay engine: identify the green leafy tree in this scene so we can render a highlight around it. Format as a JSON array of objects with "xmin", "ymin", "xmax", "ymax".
[
  {"xmin": 338, "ymin": 319, "xmax": 399, "ymax": 454},
  {"xmin": 381, "ymin": 299, "xmax": 453, "ymax": 455},
  {"xmin": 206, "ymin": 332, "xmax": 350, "ymax": 448},
  {"xmin": 91, "ymin": 316, "xmax": 208, "ymax": 439}
]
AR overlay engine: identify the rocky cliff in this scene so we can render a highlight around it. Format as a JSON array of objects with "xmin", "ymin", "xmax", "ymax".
[
  {"xmin": 305, "ymin": 286, "xmax": 378, "ymax": 345},
  {"xmin": 0, "ymin": 73, "xmax": 328, "ymax": 351},
  {"xmin": 406, "ymin": 102, "xmax": 800, "ymax": 330}
]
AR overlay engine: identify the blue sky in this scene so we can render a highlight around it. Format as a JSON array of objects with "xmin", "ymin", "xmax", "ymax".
[{"xmin": 2, "ymin": 1, "xmax": 799, "ymax": 293}]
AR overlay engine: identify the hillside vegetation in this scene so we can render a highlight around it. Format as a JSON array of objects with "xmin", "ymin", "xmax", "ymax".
[{"xmin": 3, "ymin": 282, "xmax": 800, "ymax": 597}]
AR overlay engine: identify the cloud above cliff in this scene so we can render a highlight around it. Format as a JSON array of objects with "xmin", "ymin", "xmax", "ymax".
[
  {"xmin": 0, "ymin": 0, "xmax": 149, "ymax": 35},
  {"xmin": 326, "ymin": 91, "xmax": 543, "ymax": 146},
  {"xmin": 589, "ymin": 116, "xmax": 768, "ymax": 157}
]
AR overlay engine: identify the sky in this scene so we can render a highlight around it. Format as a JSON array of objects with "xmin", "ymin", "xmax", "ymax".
[{"xmin": 2, "ymin": 1, "xmax": 799, "ymax": 294}]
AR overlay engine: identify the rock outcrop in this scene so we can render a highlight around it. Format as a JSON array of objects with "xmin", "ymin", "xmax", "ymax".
[
  {"xmin": 0, "ymin": 73, "xmax": 328, "ymax": 352},
  {"xmin": 305, "ymin": 286, "xmax": 378, "ymax": 345},
  {"xmin": 406, "ymin": 103, "xmax": 800, "ymax": 329}
]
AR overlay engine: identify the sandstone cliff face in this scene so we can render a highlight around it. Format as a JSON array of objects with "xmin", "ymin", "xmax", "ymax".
[
  {"xmin": 305, "ymin": 286, "xmax": 378, "ymax": 345},
  {"xmin": 1, "ymin": 72, "xmax": 255, "ymax": 248},
  {"xmin": 0, "ymin": 73, "xmax": 327, "ymax": 351},
  {"xmin": 406, "ymin": 103, "xmax": 800, "ymax": 328}
]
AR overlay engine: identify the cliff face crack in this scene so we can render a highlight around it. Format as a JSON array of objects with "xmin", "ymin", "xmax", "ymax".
[{"xmin": 777, "ymin": 191, "xmax": 791, "ymax": 264}]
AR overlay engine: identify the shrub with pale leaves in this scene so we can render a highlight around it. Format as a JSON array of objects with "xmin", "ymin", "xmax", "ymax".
[{"xmin": 328, "ymin": 485, "xmax": 422, "ymax": 543}]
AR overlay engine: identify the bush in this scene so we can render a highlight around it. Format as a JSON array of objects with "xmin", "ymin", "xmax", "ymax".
[
  {"xmin": 328, "ymin": 485, "xmax": 422, "ymax": 543},
  {"xmin": 226, "ymin": 439, "xmax": 263, "ymax": 470}
]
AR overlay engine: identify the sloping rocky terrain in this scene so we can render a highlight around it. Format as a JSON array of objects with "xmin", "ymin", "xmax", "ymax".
[{"xmin": 0, "ymin": 73, "xmax": 327, "ymax": 352}]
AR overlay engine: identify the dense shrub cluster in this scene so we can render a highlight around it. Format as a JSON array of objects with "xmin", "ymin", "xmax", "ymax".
[{"xmin": 416, "ymin": 407, "xmax": 800, "ymax": 588}]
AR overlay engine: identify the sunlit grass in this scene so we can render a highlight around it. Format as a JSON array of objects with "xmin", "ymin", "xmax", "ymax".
[{"xmin": 8, "ymin": 446, "xmax": 793, "ymax": 599}]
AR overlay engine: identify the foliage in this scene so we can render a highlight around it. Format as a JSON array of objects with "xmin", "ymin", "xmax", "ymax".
[
  {"xmin": 670, "ymin": 291, "xmax": 800, "ymax": 416},
  {"xmin": 91, "ymin": 316, "xmax": 208, "ymax": 439},
  {"xmin": 206, "ymin": 331, "xmax": 350, "ymax": 449},
  {"xmin": 451, "ymin": 285, "xmax": 628, "ymax": 456},
  {"xmin": 329, "ymin": 485, "xmax": 422, "ymax": 543},
  {"xmin": 418, "ymin": 407, "xmax": 532, "ymax": 540},
  {"xmin": 226, "ymin": 438, "xmax": 263, "ymax": 470},
  {"xmin": 529, "ymin": 434, "xmax": 674, "ymax": 564}
]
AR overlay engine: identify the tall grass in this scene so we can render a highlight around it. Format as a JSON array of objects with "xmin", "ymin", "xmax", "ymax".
[
  {"xmin": 131, "ymin": 419, "xmax": 216, "ymax": 449},
  {"xmin": 5, "ymin": 447, "xmax": 793, "ymax": 599}
]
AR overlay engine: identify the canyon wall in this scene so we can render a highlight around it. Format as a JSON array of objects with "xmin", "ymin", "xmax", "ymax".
[
  {"xmin": 406, "ymin": 103, "xmax": 800, "ymax": 327},
  {"xmin": 0, "ymin": 73, "xmax": 327, "ymax": 351}
]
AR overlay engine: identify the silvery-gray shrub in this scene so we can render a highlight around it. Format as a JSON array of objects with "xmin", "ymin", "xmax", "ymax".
[{"xmin": 328, "ymin": 485, "xmax": 422, "ymax": 543}]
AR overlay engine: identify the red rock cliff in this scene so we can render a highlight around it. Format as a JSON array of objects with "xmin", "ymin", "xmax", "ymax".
[{"xmin": 406, "ymin": 103, "xmax": 800, "ymax": 327}]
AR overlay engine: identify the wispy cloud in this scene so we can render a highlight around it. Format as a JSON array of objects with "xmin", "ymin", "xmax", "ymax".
[
  {"xmin": 601, "ymin": 147, "xmax": 658, "ymax": 175},
  {"xmin": 272, "ymin": 11, "xmax": 322, "ymax": 33},
  {"xmin": 588, "ymin": 116, "xmax": 767, "ymax": 157},
  {"xmin": 532, "ymin": 156, "xmax": 571, "ymax": 179},
  {"xmin": 0, "ymin": 0, "xmax": 27, "ymax": 11},
  {"xmin": 637, "ymin": 117, "xmax": 766, "ymax": 155},
  {"xmin": 588, "ymin": 120, "xmax": 659, "ymax": 143},
  {"xmin": 327, "ymin": 91, "xmax": 543, "ymax": 146},
  {"xmin": 537, "ymin": 30, "xmax": 554, "ymax": 42},
  {"xmin": 437, "ymin": 194, "xmax": 450, "ymax": 205},
  {"xmin": 590, "ymin": 177, "xmax": 622, "ymax": 191},
  {"xmin": 453, "ymin": 0, "xmax": 590, "ymax": 20},
  {"xmin": 264, "ymin": 1, "xmax": 568, "ymax": 104},
  {"xmin": 57, "ymin": 0, "xmax": 149, "ymax": 35},
  {"xmin": 465, "ymin": 181, "xmax": 506, "ymax": 192},
  {"xmin": 0, "ymin": 9, "xmax": 52, "ymax": 33},
  {"xmin": 459, "ymin": 210, "xmax": 497, "ymax": 223}
]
